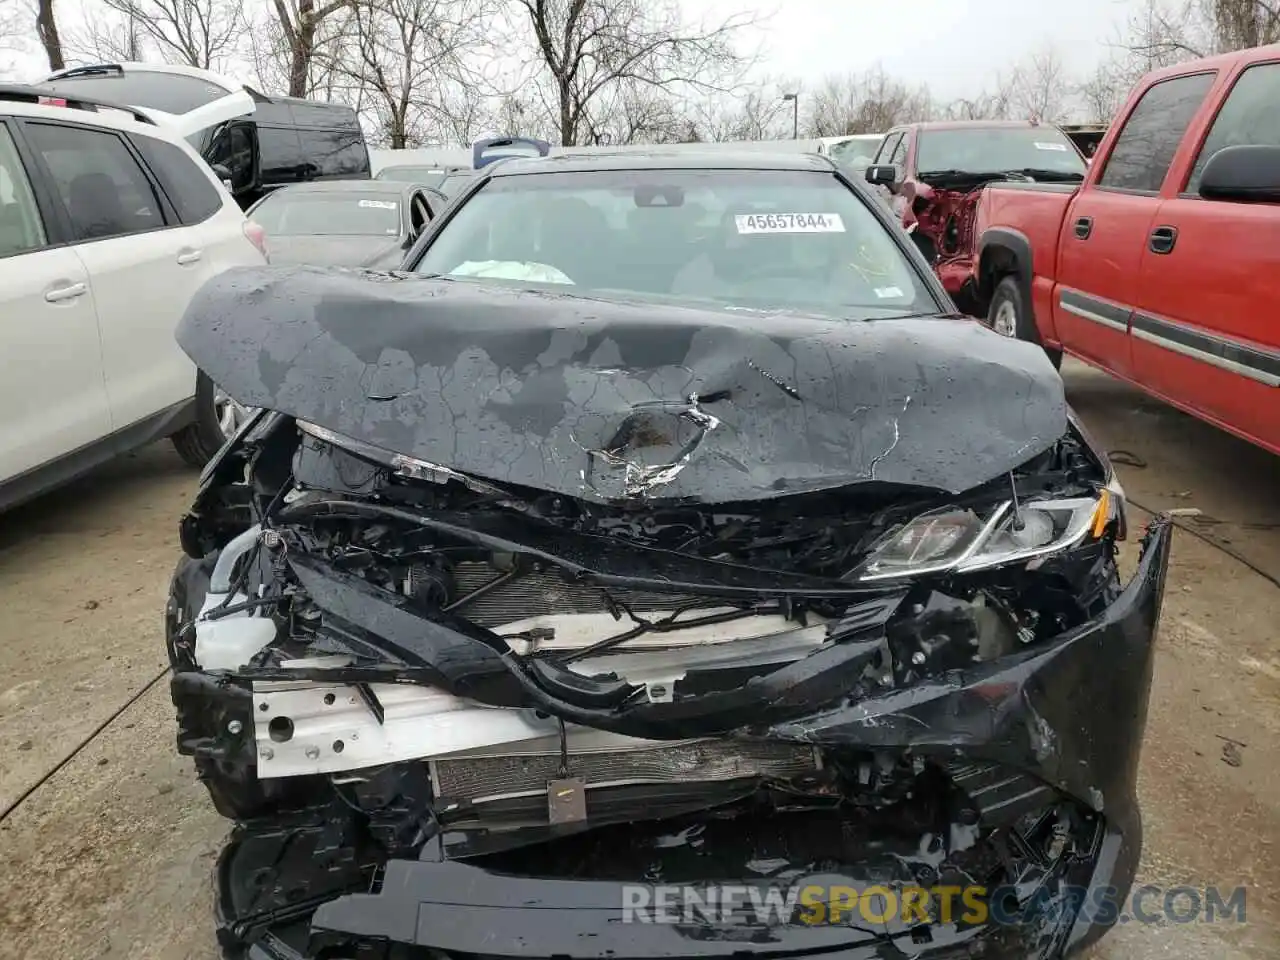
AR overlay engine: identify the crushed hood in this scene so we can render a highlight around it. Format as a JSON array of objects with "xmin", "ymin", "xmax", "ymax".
[{"xmin": 176, "ymin": 265, "xmax": 1067, "ymax": 504}]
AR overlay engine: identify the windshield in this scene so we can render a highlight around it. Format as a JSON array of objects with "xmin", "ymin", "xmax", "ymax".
[
  {"xmin": 829, "ymin": 137, "xmax": 883, "ymax": 170},
  {"xmin": 437, "ymin": 172, "xmax": 475, "ymax": 196},
  {"xmin": 42, "ymin": 71, "xmax": 232, "ymax": 115},
  {"xmin": 411, "ymin": 168, "xmax": 937, "ymax": 318},
  {"xmin": 377, "ymin": 166, "xmax": 446, "ymax": 185},
  {"xmin": 916, "ymin": 127, "xmax": 1086, "ymax": 179},
  {"xmin": 251, "ymin": 192, "xmax": 403, "ymax": 237}
]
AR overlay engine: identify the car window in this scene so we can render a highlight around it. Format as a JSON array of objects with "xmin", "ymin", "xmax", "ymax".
[
  {"xmin": 411, "ymin": 169, "xmax": 937, "ymax": 318},
  {"xmin": 0, "ymin": 126, "xmax": 47, "ymax": 257},
  {"xmin": 1097, "ymin": 72, "xmax": 1216, "ymax": 192},
  {"xmin": 23, "ymin": 121, "xmax": 164, "ymax": 241},
  {"xmin": 251, "ymin": 191, "xmax": 402, "ymax": 236},
  {"xmin": 42, "ymin": 71, "xmax": 231, "ymax": 115},
  {"xmin": 258, "ymin": 125, "xmax": 302, "ymax": 181},
  {"xmin": 206, "ymin": 124, "xmax": 255, "ymax": 192},
  {"xmin": 437, "ymin": 172, "xmax": 474, "ymax": 196},
  {"xmin": 829, "ymin": 137, "xmax": 883, "ymax": 169},
  {"xmin": 297, "ymin": 126, "xmax": 367, "ymax": 177},
  {"xmin": 132, "ymin": 133, "xmax": 223, "ymax": 224},
  {"xmin": 916, "ymin": 127, "xmax": 1085, "ymax": 178},
  {"xmin": 875, "ymin": 133, "xmax": 902, "ymax": 164},
  {"xmin": 1185, "ymin": 62, "xmax": 1280, "ymax": 194},
  {"xmin": 378, "ymin": 166, "xmax": 447, "ymax": 185},
  {"xmin": 890, "ymin": 134, "xmax": 909, "ymax": 167}
]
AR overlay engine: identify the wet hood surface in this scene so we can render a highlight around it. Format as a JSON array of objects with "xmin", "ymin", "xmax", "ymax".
[{"xmin": 177, "ymin": 266, "xmax": 1067, "ymax": 504}]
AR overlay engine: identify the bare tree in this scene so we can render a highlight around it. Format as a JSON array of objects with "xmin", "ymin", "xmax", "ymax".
[
  {"xmin": 64, "ymin": 0, "xmax": 149, "ymax": 63},
  {"xmin": 511, "ymin": 0, "xmax": 758, "ymax": 146},
  {"xmin": 94, "ymin": 0, "xmax": 247, "ymax": 69},
  {"xmin": 36, "ymin": 0, "xmax": 66, "ymax": 69},
  {"xmin": 1, "ymin": 0, "xmax": 29, "ymax": 72},
  {"xmin": 1076, "ymin": 58, "xmax": 1133, "ymax": 123},
  {"xmin": 342, "ymin": 0, "xmax": 492, "ymax": 148},
  {"xmin": 1007, "ymin": 44, "xmax": 1070, "ymax": 122},
  {"xmin": 1120, "ymin": 0, "xmax": 1280, "ymax": 65},
  {"xmin": 805, "ymin": 67, "xmax": 931, "ymax": 136},
  {"xmin": 582, "ymin": 83, "xmax": 689, "ymax": 144},
  {"xmin": 490, "ymin": 90, "xmax": 556, "ymax": 140},
  {"xmin": 692, "ymin": 80, "xmax": 795, "ymax": 141},
  {"xmin": 249, "ymin": 0, "xmax": 356, "ymax": 98}
]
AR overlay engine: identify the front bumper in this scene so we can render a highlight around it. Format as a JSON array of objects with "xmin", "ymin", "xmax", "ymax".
[{"xmin": 211, "ymin": 520, "xmax": 1172, "ymax": 960}]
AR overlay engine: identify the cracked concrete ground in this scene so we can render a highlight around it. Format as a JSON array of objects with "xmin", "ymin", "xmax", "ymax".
[{"xmin": 0, "ymin": 360, "xmax": 1276, "ymax": 960}]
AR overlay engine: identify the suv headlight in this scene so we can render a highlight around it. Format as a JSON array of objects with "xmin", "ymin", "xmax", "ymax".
[{"xmin": 851, "ymin": 489, "xmax": 1124, "ymax": 582}]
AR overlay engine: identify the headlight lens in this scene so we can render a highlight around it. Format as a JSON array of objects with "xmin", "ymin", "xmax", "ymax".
[{"xmin": 852, "ymin": 490, "xmax": 1122, "ymax": 582}]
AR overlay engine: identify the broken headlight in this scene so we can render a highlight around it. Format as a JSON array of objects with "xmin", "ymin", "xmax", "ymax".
[
  {"xmin": 852, "ymin": 489, "xmax": 1123, "ymax": 582},
  {"xmin": 296, "ymin": 420, "xmax": 503, "ymax": 495}
]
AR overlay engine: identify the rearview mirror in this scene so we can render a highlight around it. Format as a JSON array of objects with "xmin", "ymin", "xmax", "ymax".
[
  {"xmin": 865, "ymin": 164, "xmax": 899, "ymax": 187},
  {"xmin": 1198, "ymin": 145, "xmax": 1280, "ymax": 203},
  {"xmin": 210, "ymin": 162, "xmax": 233, "ymax": 192}
]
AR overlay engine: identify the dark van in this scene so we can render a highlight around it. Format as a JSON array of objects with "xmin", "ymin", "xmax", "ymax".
[
  {"xmin": 195, "ymin": 97, "xmax": 370, "ymax": 207},
  {"xmin": 39, "ymin": 62, "xmax": 370, "ymax": 209}
]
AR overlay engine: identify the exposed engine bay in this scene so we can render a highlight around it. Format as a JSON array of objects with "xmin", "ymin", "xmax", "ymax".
[{"xmin": 165, "ymin": 267, "xmax": 1173, "ymax": 960}]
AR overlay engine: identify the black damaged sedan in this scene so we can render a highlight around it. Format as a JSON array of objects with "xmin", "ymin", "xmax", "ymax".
[{"xmin": 165, "ymin": 151, "xmax": 1172, "ymax": 960}]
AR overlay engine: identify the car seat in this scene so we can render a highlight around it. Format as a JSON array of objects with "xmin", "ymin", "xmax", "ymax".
[
  {"xmin": 537, "ymin": 197, "xmax": 613, "ymax": 286},
  {"xmin": 67, "ymin": 172, "xmax": 130, "ymax": 240},
  {"xmin": 0, "ymin": 202, "xmax": 34, "ymax": 257}
]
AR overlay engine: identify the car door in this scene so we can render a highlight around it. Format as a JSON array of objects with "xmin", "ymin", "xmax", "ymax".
[
  {"xmin": 17, "ymin": 118, "xmax": 203, "ymax": 432},
  {"xmin": 0, "ymin": 120, "xmax": 110, "ymax": 485},
  {"xmin": 1132, "ymin": 59, "xmax": 1280, "ymax": 452},
  {"xmin": 1052, "ymin": 71, "xmax": 1217, "ymax": 379}
]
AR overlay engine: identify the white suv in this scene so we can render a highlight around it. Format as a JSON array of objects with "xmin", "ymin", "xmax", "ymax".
[{"xmin": 0, "ymin": 83, "xmax": 267, "ymax": 511}]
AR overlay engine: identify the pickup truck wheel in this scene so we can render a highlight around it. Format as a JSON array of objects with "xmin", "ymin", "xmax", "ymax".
[
  {"xmin": 171, "ymin": 371, "xmax": 246, "ymax": 467},
  {"xmin": 987, "ymin": 276, "xmax": 1062, "ymax": 369}
]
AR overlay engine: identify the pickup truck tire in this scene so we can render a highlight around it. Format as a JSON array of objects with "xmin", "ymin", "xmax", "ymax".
[
  {"xmin": 987, "ymin": 276, "xmax": 1062, "ymax": 369},
  {"xmin": 171, "ymin": 371, "xmax": 236, "ymax": 468}
]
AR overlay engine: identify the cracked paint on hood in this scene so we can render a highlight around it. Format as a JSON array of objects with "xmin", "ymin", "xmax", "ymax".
[{"xmin": 176, "ymin": 265, "xmax": 1067, "ymax": 504}]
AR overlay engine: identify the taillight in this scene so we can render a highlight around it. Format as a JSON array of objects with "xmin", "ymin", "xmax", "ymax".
[
  {"xmin": 243, "ymin": 220, "xmax": 268, "ymax": 260},
  {"xmin": 38, "ymin": 96, "xmax": 68, "ymax": 107}
]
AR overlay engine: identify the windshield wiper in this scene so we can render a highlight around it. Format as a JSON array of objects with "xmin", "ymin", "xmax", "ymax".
[
  {"xmin": 917, "ymin": 169, "xmax": 1013, "ymax": 184},
  {"xmin": 1004, "ymin": 168, "xmax": 1085, "ymax": 182}
]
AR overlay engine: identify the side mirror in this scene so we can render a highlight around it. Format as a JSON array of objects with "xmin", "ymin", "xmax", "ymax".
[
  {"xmin": 865, "ymin": 164, "xmax": 899, "ymax": 187},
  {"xmin": 210, "ymin": 162, "xmax": 233, "ymax": 192},
  {"xmin": 1199, "ymin": 144, "xmax": 1280, "ymax": 203}
]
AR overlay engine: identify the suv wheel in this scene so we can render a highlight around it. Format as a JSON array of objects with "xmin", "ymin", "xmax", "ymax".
[
  {"xmin": 171, "ymin": 371, "xmax": 246, "ymax": 466},
  {"xmin": 987, "ymin": 276, "xmax": 1062, "ymax": 369}
]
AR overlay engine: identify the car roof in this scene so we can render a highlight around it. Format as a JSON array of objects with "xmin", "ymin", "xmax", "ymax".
[
  {"xmin": 486, "ymin": 150, "xmax": 840, "ymax": 177},
  {"xmin": 0, "ymin": 83, "xmax": 183, "ymax": 136},
  {"xmin": 904, "ymin": 120, "xmax": 1054, "ymax": 133},
  {"xmin": 46, "ymin": 61, "xmax": 236, "ymax": 85},
  {"xmin": 267, "ymin": 180, "xmax": 417, "ymax": 196}
]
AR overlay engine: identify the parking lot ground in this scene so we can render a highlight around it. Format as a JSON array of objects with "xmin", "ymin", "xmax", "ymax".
[{"xmin": 0, "ymin": 362, "xmax": 1277, "ymax": 960}]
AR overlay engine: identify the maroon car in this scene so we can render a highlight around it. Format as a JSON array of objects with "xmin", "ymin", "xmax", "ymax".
[{"xmin": 865, "ymin": 120, "xmax": 1088, "ymax": 311}]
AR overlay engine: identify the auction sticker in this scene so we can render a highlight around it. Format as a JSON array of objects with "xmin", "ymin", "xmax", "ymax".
[
  {"xmin": 735, "ymin": 213, "xmax": 845, "ymax": 233},
  {"xmin": 359, "ymin": 199, "xmax": 399, "ymax": 209},
  {"xmin": 1033, "ymin": 142, "xmax": 1068, "ymax": 152}
]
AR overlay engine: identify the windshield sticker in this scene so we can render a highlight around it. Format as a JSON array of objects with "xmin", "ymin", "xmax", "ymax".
[
  {"xmin": 874, "ymin": 286, "xmax": 906, "ymax": 299},
  {"xmin": 734, "ymin": 213, "xmax": 845, "ymax": 234},
  {"xmin": 1033, "ymin": 142, "xmax": 1069, "ymax": 152},
  {"xmin": 359, "ymin": 199, "xmax": 399, "ymax": 210}
]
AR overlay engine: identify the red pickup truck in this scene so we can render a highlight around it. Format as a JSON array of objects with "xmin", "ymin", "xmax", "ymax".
[
  {"xmin": 969, "ymin": 45, "xmax": 1280, "ymax": 456},
  {"xmin": 865, "ymin": 120, "xmax": 1089, "ymax": 301}
]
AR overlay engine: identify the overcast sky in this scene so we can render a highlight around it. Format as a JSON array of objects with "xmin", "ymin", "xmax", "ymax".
[{"xmin": 3, "ymin": 0, "xmax": 1139, "ymax": 97}]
